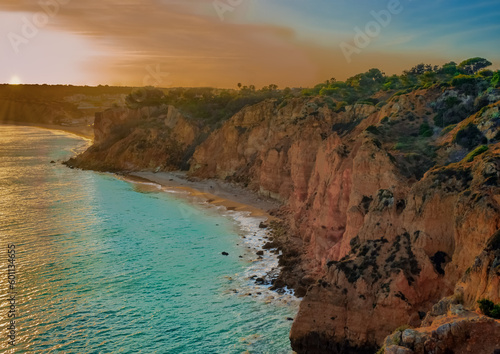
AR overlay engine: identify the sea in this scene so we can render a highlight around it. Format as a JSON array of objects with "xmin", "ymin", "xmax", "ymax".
[{"xmin": 0, "ymin": 125, "xmax": 298, "ymax": 353}]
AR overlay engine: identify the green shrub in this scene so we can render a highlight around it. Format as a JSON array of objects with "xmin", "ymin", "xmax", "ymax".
[
  {"xmin": 453, "ymin": 123, "xmax": 487, "ymax": 149},
  {"xmin": 366, "ymin": 125, "xmax": 381, "ymax": 135},
  {"xmin": 277, "ymin": 99, "xmax": 288, "ymax": 110},
  {"xmin": 491, "ymin": 72, "xmax": 500, "ymax": 88},
  {"xmin": 394, "ymin": 142, "xmax": 412, "ymax": 151},
  {"xmin": 419, "ymin": 122, "xmax": 433, "ymax": 137},
  {"xmin": 357, "ymin": 98, "xmax": 379, "ymax": 105},
  {"xmin": 445, "ymin": 96, "xmax": 460, "ymax": 108},
  {"xmin": 478, "ymin": 69, "xmax": 494, "ymax": 77},
  {"xmin": 451, "ymin": 75, "xmax": 477, "ymax": 87},
  {"xmin": 478, "ymin": 299, "xmax": 500, "ymax": 319},
  {"xmin": 335, "ymin": 101, "xmax": 347, "ymax": 112},
  {"xmin": 492, "ymin": 307, "xmax": 500, "ymax": 319},
  {"xmin": 434, "ymin": 111, "xmax": 445, "ymax": 127},
  {"xmin": 465, "ymin": 145, "xmax": 488, "ymax": 162}
]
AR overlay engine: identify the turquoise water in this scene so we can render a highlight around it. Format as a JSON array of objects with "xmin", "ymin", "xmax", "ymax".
[{"xmin": 0, "ymin": 126, "xmax": 296, "ymax": 353}]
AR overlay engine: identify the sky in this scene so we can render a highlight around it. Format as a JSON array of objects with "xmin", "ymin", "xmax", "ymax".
[{"xmin": 0, "ymin": 0, "xmax": 499, "ymax": 88}]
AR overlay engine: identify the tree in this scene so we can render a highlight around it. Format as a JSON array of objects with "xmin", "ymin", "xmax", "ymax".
[
  {"xmin": 439, "ymin": 61, "xmax": 458, "ymax": 76},
  {"xmin": 383, "ymin": 75, "xmax": 402, "ymax": 90},
  {"xmin": 491, "ymin": 71, "xmax": 500, "ymax": 88},
  {"xmin": 458, "ymin": 57, "xmax": 492, "ymax": 75},
  {"xmin": 408, "ymin": 63, "xmax": 435, "ymax": 76}
]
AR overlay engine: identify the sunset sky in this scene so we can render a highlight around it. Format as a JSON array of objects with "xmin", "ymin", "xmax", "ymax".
[{"xmin": 1, "ymin": 0, "xmax": 499, "ymax": 88}]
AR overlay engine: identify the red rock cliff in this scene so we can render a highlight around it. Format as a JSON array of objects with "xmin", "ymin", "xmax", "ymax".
[
  {"xmin": 72, "ymin": 88, "xmax": 500, "ymax": 353},
  {"xmin": 188, "ymin": 91, "xmax": 500, "ymax": 352},
  {"xmin": 68, "ymin": 105, "xmax": 202, "ymax": 171}
]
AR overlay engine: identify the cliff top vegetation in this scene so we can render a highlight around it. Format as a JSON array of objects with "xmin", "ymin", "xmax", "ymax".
[{"xmin": 124, "ymin": 57, "xmax": 499, "ymax": 127}]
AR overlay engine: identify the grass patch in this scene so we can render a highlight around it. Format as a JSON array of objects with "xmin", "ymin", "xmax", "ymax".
[
  {"xmin": 465, "ymin": 145, "xmax": 488, "ymax": 162},
  {"xmin": 440, "ymin": 124, "xmax": 457, "ymax": 136}
]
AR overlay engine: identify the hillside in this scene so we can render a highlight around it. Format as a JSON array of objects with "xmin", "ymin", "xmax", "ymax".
[
  {"xmin": 0, "ymin": 84, "xmax": 135, "ymax": 130},
  {"xmin": 66, "ymin": 59, "xmax": 500, "ymax": 353}
]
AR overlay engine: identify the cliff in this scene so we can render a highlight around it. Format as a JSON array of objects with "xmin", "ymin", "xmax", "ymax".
[
  {"xmin": 188, "ymin": 88, "xmax": 500, "ymax": 352},
  {"xmin": 0, "ymin": 84, "xmax": 132, "ymax": 127},
  {"xmin": 382, "ymin": 244, "xmax": 500, "ymax": 354},
  {"xmin": 66, "ymin": 105, "xmax": 203, "ymax": 171},
  {"xmin": 382, "ymin": 307, "xmax": 500, "ymax": 354},
  {"xmin": 70, "ymin": 85, "xmax": 500, "ymax": 352}
]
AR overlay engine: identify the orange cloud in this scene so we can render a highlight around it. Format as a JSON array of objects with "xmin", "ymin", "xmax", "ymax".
[{"xmin": 0, "ymin": 0, "xmax": 453, "ymax": 87}]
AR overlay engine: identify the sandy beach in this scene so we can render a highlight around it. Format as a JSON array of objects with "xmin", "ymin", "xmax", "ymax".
[
  {"xmin": 128, "ymin": 171, "xmax": 282, "ymax": 221},
  {"xmin": 1, "ymin": 121, "xmax": 94, "ymax": 140}
]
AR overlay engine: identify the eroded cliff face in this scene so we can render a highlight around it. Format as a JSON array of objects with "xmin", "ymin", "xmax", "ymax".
[
  {"xmin": 188, "ymin": 90, "xmax": 500, "ymax": 352},
  {"xmin": 380, "ymin": 230, "xmax": 500, "ymax": 353},
  {"xmin": 67, "ymin": 105, "xmax": 202, "ymax": 171},
  {"xmin": 72, "ymin": 88, "xmax": 500, "ymax": 352},
  {"xmin": 383, "ymin": 308, "xmax": 500, "ymax": 354},
  {"xmin": 290, "ymin": 150, "xmax": 500, "ymax": 352}
]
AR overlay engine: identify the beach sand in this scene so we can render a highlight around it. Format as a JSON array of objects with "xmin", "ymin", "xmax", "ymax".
[{"xmin": 128, "ymin": 171, "xmax": 282, "ymax": 221}]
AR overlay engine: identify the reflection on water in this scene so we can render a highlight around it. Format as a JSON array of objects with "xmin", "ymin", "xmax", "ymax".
[{"xmin": 0, "ymin": 126, "xmax": 296, "ymax": 353}]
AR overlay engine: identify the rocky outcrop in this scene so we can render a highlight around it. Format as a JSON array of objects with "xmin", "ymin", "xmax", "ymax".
[
  {"xmin": 188, "ymin": 91, "xmax": 500, "ymax": 352},
  {"xmin": 67, "ymin": 105, "xmax": 202, "ymax": 171},
  {"xmin": 289, "ymin": 147, "xmax": 500, "ymax": 352},
  {"xmin": 455, "ymin": 229, "xmax": 500, "ymax": 308},
  {"xmin": 71, "ymin": 88, "xmax": 500, "ymax": 352},
  {"xmin": 190, "ymin": 98, "xmax": 336, "ymax": 202},
  {"xmin": 380, "ymin": 230, "xmax": 500, "ymax": 353},
  {"xmin": 382, "ymin": 303, "xmax": 500, "ymax": 354}
]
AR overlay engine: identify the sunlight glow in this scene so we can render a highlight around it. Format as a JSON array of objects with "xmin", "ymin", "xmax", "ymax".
[{"xmin": 9, "ymin": 75, "xmax": 22, "ymax": 85}]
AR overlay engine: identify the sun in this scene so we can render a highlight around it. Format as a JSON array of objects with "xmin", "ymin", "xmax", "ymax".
[{"xmin": 9, "ymin": 75, "xmax": 22, "ymax": 85}]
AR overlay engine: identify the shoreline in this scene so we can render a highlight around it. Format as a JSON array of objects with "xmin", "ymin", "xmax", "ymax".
[
  {"xmin": 128, "ymin": 171, "xmax": 282, "ymax": 221},
  {"xmin": 0, "ymin": 121, "xmax": 94, "ymax": 140},
  {"xmin": 123, "ymin": 171, "xmax": 300, "ymax": 304}
]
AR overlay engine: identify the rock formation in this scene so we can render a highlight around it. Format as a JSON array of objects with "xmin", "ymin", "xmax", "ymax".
[
  {"xmin": 67, "ymin": 105, "xmax": 203, "ymax": 171},
  {"xmin": 70, "ymin": 86, "xmax": 500, "ymax": 353}
]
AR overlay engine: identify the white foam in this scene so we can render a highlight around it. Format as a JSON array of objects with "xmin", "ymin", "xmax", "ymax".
[
  {"xmin": 126, "ymin": 176, "xmax": 300, "ymax": 308},
  {"xmin": 220, "ymin": 209, "xmax": 301, "ymax": 307}
]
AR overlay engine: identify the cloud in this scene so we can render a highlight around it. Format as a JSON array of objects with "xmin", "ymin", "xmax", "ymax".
[{"xmin": 0, "ymin": 0, "xmax": 496, "ymax": 87}]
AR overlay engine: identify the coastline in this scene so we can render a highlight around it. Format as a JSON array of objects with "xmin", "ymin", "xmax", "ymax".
[
  {"xmin": 0, "ymin": 121, "xmax": 94, "ymax": 140},
  {"xmin": 124, "ymin": 171, "xmax": 299, "ymax": 303},
  {"xmin": 128, "ymin": 171, "xmax": 282, "ymax": 221}
]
